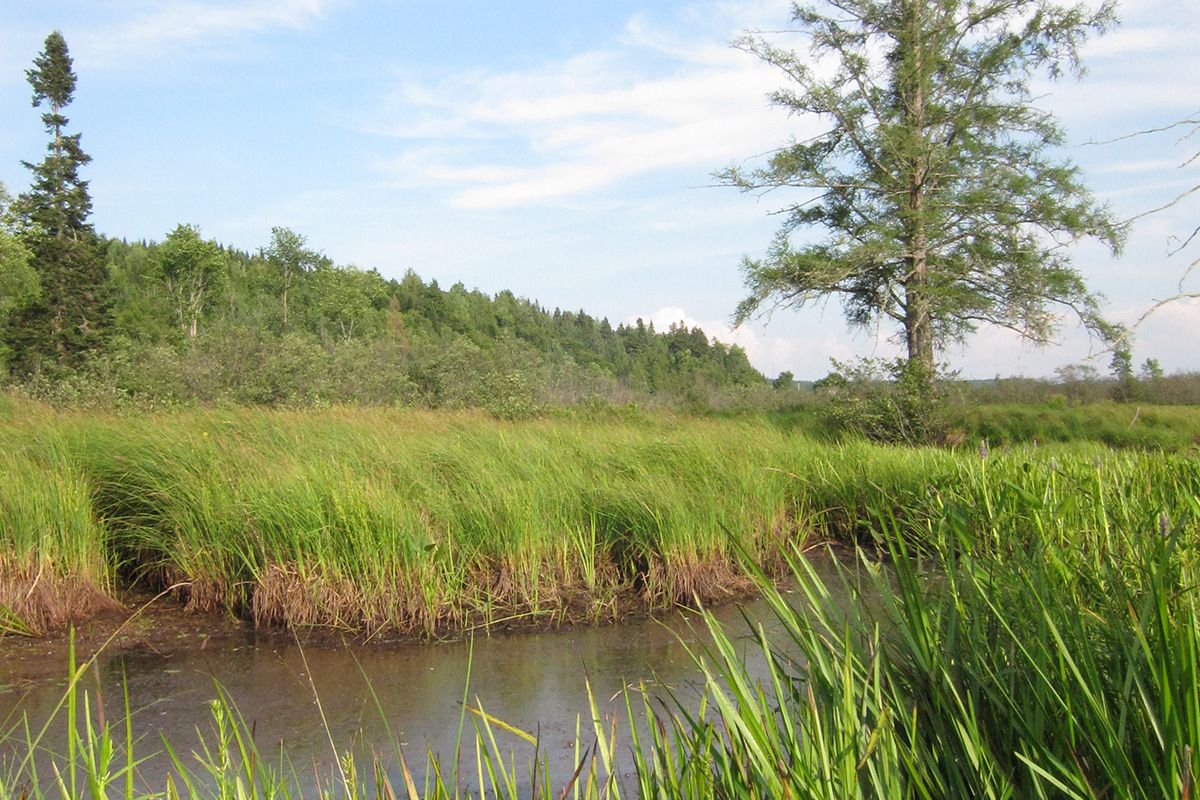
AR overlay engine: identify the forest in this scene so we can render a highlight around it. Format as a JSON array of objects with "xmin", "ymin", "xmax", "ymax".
[
  {"xmin": 0, "ymin": 30, "xmax": 770, "ymax": 415},
  {"xmin": 17, "ymin": 230, "xmax": 766, "ymax": 413},
  {"xmin": 3, "ymin": 6, "xmax": 1200, "ymax": 799}
]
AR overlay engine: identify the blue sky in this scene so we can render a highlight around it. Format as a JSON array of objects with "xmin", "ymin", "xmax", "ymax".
[{"xmin": 1, "ymin": 0, "xmax": 1197, "ymax": 379}]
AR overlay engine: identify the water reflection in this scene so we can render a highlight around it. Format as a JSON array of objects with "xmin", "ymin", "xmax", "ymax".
[{"xmin": 0, "ymin": 557, "xmax": 856, "ymax": 793}]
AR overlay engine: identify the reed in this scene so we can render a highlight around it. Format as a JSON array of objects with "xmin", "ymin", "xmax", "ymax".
[
  {"xmin": 1, "ymin": 445, "xmax": 1197, "ymax": 797},
  {"xmin": 643, "ymin": 453, "xmax": 1200, "ymax": 798},
  {"xmin": 0, "ymin": 433, "xmax": 114, "ymax": 635},
  {"xmin": 1, "ymin": 400, "xmax": 1197, "ymax": 638}
]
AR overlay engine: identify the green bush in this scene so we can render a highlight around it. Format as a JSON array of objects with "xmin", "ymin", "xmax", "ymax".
[{"xmin": 818, "ymin": 358, "xmax": 948, "ymax": 444}]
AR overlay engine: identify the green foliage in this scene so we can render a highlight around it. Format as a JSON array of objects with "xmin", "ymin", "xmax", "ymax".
[
  {"xmin": 6, "ymin": 400, "xmax": 1196, "ymax": 640},
  {"xmin": 724, "ymin": 0, "xmax": 1121, "ymax": 377},
  {"xmin": 947, "ymin": 401, "xmax": 1200, "ymax": 450},
  {"xmin": 0, "ymin": 406, "xmax": 838, "ymax": 633},
  {"xmin": 1054, "ymin": 361, "xmax": 1106, "ymax": 404},
  {"xmin": 817, "ymin": 357, "xmax": 947, "ymax": 444},
  {"xmin": 7, "ymin": 32, "xmax": 109, "ymax": 373},
  {"xmin": 1110, "ymin": 345, "xmax": 1143, "ymax": 401},
  {"xmin": 18, "ymin": 31, "xmax": 92, "ymax": 237},
  {"xmin": 658, "ymin": 451, "xmax": 1200, "ymax": 797},
  {"xmin": 12, "ymin": 231, "xmax": 766, "ymax": 409},
  {"xmin": 263, "ymin": 226, "xmax": 325, "ymax": 329},
  {"xmin": 482, "ymin": 370, "xmax": 540, "ymax": 420},
  {"xmin": 305, "ymin": 263, "xmax": 387, "ymax": 341},
  {"xmin": 0, "ymin": 431, "xmax": 110, "ymax": 634},
  {"xmin": 7, "ymin": 234, "xmax": 109, "ymax": 374},
  {"xmin": 155, "ymin": 224, "xmax": 227, "ymax": 338},
  {"xmin": 0, "ymin": 215, "xmax": 38, "ymax": 369}
]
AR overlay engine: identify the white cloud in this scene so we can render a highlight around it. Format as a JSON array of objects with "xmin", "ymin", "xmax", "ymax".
[
  {"xmin": 1082, "ymin": 26, "xmax": 1192, "ymax": 59},
  {"xmin": 1094, "ymin": 159, "xmax": 1186, "ymax": 175},
  {"xmin": 625, "ymin": 305, "xmax": 868, "ymax": 379},
  {"xmin": 1034, "ymin": 6, "xmax": 1200, "ymax": 130},
  {"xmin": 368, "ymin": 3, "xmax": 814, "ymax": 209},
  {"xmin": 74, "ymin": 0, "xmax": 336, "ymax": 70},
  {"xmin": 1137, "ymin": 296, "xmax": 1200, "ymax": 353}
]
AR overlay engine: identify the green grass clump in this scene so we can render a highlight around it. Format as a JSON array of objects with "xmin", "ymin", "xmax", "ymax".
[
  {"xmin": 1, "ymin": 399, "xmax": 1198, "ymax": 638},
  {"xmin": 0, "ymin": 434, "xmax": 112, "ymax": 635},
  {"xmin": 947, "ymin": 401, "xmax": 1200, "ymax": 449},
  {"xmin": 647, "ymin": 452, "xmax": 1200, "ymax": 797},
  {"xmin": 7, "ymin": 407, "xmax": 831, "ymax": 634}
]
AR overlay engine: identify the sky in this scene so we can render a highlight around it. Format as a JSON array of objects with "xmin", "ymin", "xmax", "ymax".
[{"xmin": 1, "ymin": 0, "xmax": 1197, "ymax": 380}]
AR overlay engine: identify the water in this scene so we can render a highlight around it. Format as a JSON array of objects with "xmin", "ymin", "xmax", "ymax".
[{"xmin": 0, "ymin": 557, "xmax": 855, "ymax": 794}]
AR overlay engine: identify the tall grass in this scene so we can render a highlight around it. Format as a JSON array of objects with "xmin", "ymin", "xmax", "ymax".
[
  {"xmin": 2, "ymin": 440, "xmax": 1197, "ymax": 797},
  {"xmin": 0, "ymin": 404, "xmax": 955, "ymax": 635},
  {"xmin": 2, "ymin": 400, "xmax": 1197, "ymax": 638},
  {"xmin": 945, "ymin": 400, "xmax": 1200, "ymax": 450},
  {"xmin": 0, "ymin": 431, "xmax": 113, "ymax": 635},
  {"xmin": 641, "ymin": 450, "xmax": 1200, "ymax": 798}
]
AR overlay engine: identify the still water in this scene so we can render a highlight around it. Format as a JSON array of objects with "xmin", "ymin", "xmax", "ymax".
[{"xmin": 1, "ymin": 558, "xmax": 855, "ymax": 794}]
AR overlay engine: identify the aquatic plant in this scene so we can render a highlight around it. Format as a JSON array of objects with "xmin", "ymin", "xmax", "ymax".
[{"xmin": 1, "ymin": 401, "xmax": 1197, "ymax": 640}]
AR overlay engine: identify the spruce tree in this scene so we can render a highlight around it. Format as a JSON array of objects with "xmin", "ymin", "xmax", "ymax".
[{"xmin": 9, "ymin": 31, "xmax": 109, "ymax": 373}]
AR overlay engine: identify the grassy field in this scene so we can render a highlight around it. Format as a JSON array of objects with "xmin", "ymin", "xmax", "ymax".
[
  {"xmin": 754, "ymin": 398, "xmax": 1200, "ymax": 449},
  {"xmin": 1, "ymin": 395, "xmax": 1198, "ymax": 637},
  {"xmin": 1, "ymin": 423, "xmax": 1197, "ymax": 797}
]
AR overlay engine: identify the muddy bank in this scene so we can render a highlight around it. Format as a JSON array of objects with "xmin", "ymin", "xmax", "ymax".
[{"xmin": 4, "ymin": 543, "xmax": 837, "ymax": 641}]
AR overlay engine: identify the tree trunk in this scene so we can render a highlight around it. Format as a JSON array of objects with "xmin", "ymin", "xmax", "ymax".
[
  {"xmin": 904, "ymin": 267, "xmax": 934, "ymax": 374},
  {"xmin": 53, "ymin": 102, "xmax": 64, "ymax": 238},
  {"xmin": 900, "ymin": 0, "xmax": 935, "ymax": 392}
]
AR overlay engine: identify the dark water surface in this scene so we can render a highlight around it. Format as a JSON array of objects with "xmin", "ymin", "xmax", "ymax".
[{"xmin": 1, "ymin": 558, "xmax": 854, "ymax": 793}]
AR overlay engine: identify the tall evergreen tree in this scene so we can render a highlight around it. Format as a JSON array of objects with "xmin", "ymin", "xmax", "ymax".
[
  {"xmin": 0, "ymin": 184, "xmax": 38, "ymax": 370},
  {"xmin": 9, "ymin": 31, "xmax": 109, "ymax": 372},
  {"xmin": 724, "ymin": 1, "xmax": 1122, "ymax": 392}
]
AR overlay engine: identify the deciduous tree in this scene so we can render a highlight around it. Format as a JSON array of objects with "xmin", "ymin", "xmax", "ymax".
[
  {"xmin": 263, "ymin": 226, "xmax": 323, "ymax": 328},
  {"xmin": 155, "ymin": 224, "xmax": 226, "ymax": 339},
  {"xmin": 308, "ymin": 264, "xmax": 387, "ymax": 342}
]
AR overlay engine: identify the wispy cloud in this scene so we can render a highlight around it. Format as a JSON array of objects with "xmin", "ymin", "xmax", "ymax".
[
  {"xmin": 1082, "ymin": 26, "xmax": 1193, "ymax": 59},
  {"xmin": 1036, "ymin": 6, "xmax": 1200, "ymax": 129},
  {"xmin": 74, "ymin": 0, "xmax": 337, "ymax": 70},
  {"xmin": 367, "ymin": 2, "xmax": 811, "ymax": 209}
]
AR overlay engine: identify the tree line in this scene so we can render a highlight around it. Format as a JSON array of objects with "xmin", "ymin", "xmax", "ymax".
[
  {"xmin": 0, "ymin": 32, "xmax": 765, "ymax": 413},
  {"xmin": 3, "ymin": 4, "xmax": 1193, "ymax": 421}
]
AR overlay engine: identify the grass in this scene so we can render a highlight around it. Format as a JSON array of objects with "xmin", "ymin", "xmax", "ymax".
[
  {"xmin": 0, "ymin": 430, "xmax": 114, "ymax": 635},
  {"xmin": 1, "ymin": 443, "xmax": 1196, "ymax": 797},
  {"xmin": 1, "ymin": 396, "xmax": 1197, "ymax": 637},
  {"xmin": 638, "ymin": 448, "xmax": 1200, "ymax": 798},
  {"xmin": 2, "ymin": 424, "xmax": 1200, "ymax": 796},
  {"xmin": 945, "ymin": 400, "xmax": 1200, "ymax": 450},
  {"xmin": 730, "ymin": 394, "xmax": 1200, "ymax": 450},
  {"xmin": 0, "ymin": 401, "xmax": 935, "ymax": 635}
]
